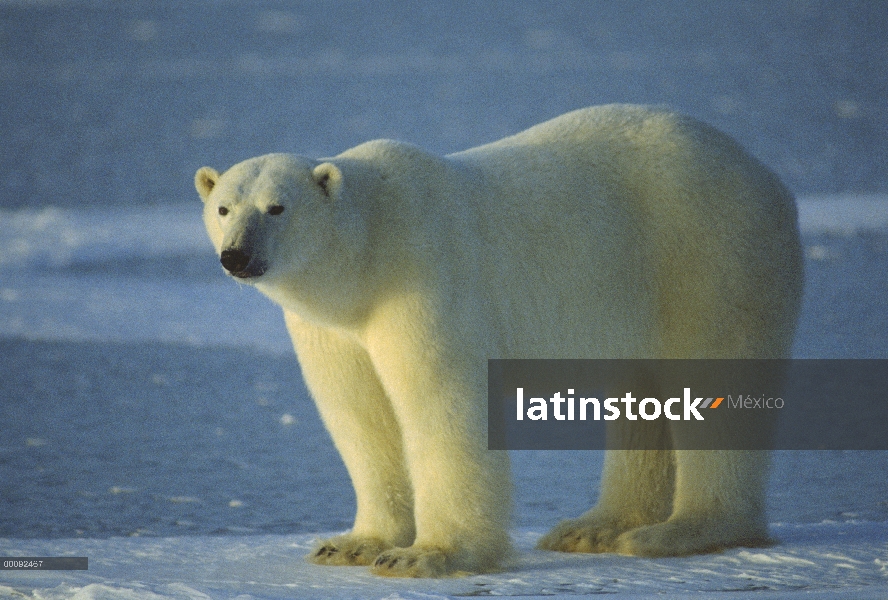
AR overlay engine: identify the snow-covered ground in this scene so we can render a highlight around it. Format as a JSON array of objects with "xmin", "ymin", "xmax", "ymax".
[
  {"xmin": 3, "ymin": 522, "xmax": 888, "ymax": 599},
  {"xmin": 1, "ymin": 2, "xmax": 887, "ymax": 598}
]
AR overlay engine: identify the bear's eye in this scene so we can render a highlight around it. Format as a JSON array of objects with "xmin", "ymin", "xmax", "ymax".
[
  {"xmin": 268, "ymin": 205, "xmax": 285, "ymax": 216},
  {"xmin": 218, "ymin": 206, "xmax": 229, "ymax": 216}
]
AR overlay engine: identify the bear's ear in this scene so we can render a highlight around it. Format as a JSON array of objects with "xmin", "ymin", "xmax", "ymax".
[
  {"xmin": 195, "ymin": 167, "xmax": 220, "ymax": 202},
  {"xmin": 312, "ymin": 162, "xmax": 343, "ymax": 201}
]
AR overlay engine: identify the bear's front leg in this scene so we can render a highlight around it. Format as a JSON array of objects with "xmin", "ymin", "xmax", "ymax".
[
  {"xmin": 285, "ymin": 313, "xmax": 416, "ymax": 566},
  {"xmin": 366, "ymin": 328, "xmax": 512, "ymax": 577},
  {"xmin": 367, "ymin": 432, "xmax": 512, "ymax": 578},
  {"xmin": 366, "ymin": 426, "xmax": 512, "ymax": 577}
]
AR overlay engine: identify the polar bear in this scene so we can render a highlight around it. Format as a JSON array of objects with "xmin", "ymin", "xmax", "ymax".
[{"xmin": 195, "ymin": 105, "xmax": 803, "ymax": 578}]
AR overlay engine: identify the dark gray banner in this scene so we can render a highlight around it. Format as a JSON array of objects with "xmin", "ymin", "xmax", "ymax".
[
  {"xmin": 487, "ymin": 359, "xmax": 888, "ymax": 450},
  {"xmin": 1, "ymin": 557, "xmax": 88, "ymax": 570}
]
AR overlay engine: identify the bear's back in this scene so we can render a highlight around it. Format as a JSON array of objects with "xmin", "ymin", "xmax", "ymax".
[{"xmin": 449, "ymin": 105, "xmax": 803, "ymax": 359}]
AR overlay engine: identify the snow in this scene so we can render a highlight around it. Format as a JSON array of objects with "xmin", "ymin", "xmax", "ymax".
[
  {"xmin": 2, "ymin": 523, "xmax": 888, "ymax": 599},
  {"xmin": 797, "ymin": 195, "xmax": 888, "ymax": 235},
  {"xmin": 1, "ymin": 2, "xmax": 887, "ymax": 598}
]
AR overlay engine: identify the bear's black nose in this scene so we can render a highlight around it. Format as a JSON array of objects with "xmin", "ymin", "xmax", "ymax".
[{"xmin": 220, "ymin": 249, "xmax": 251, "ymax": 274}]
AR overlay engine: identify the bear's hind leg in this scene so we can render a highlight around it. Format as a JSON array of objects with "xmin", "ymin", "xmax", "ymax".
[{"xmin": 615, "ymin": 450, "xmax": 772, "ymax": 557}]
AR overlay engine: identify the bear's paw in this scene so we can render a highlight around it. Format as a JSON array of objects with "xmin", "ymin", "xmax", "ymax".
[
  {"xmin": 615, "ymin": 517, "xmax": 774, "ymax": 557},
  {"xmin": 370, "ymin": 546, "xmax": 451, "ymax": 578},
  {"xmin": 307, "ymin": 534, "xmax": 392, "ymax": 566},
  {"xmin": 536, "ymin": 514, "xmax": 634, "ymax": 554}
]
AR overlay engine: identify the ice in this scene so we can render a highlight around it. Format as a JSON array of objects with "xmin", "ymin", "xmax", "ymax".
[
  {"xmin": 798, "ymin": 195, "xmax": 888, "ymax": 235},
  {"xmin": 0, "ymin": 205, "xmax": 206, "ymax": 271},
  {"xmin": 0, "ymin": 203, "xmax": 292, "ymax": 354},
  {"xmin": 2, "ymin": 523, "xmax": 888, "ymax": 599}
]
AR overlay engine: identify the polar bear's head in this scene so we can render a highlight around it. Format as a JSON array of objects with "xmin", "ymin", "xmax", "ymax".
[{"xmin": 195, "ymin": 153, "xmax": 351, "ymax": 285}]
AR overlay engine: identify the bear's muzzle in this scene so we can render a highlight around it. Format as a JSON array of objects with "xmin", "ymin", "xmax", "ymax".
[{"xmin": 220, "ymin": 249, "xmax": 266, "ymax": 278}]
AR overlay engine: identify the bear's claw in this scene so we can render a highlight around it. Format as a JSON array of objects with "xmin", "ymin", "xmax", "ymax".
[
  {"xmin": 307, "ymin": 535, "xmax": 391, "ymax": 567},
  {"xmin": 536, "ymin": 515, "xmax": 629, "ymax": 554},
  {"xmin": 313, "ymin": 544, "xmax": 339, "ymax": 558},
  {"xmin": 370, "ymin": 547, "xmax": 448, "ymax": 578},
  {"xmin": 615, "ymin": 518, "xmax": 774, "ymax": 557}
]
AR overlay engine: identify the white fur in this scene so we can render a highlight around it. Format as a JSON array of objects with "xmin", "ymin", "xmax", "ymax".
[{"xmin": 195, "ymin": 105, "xmax": 803, "ymax": 577}]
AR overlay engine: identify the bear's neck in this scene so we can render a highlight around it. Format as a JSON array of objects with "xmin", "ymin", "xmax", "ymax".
[{"xmin": 254, "ymin": 249, "xmax": 377, "ymax": 329}]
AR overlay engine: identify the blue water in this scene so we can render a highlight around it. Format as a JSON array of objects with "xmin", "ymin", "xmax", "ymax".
[{"xmin": 1, "ymin": 1, "xmax": 886, "ymax": 213}]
